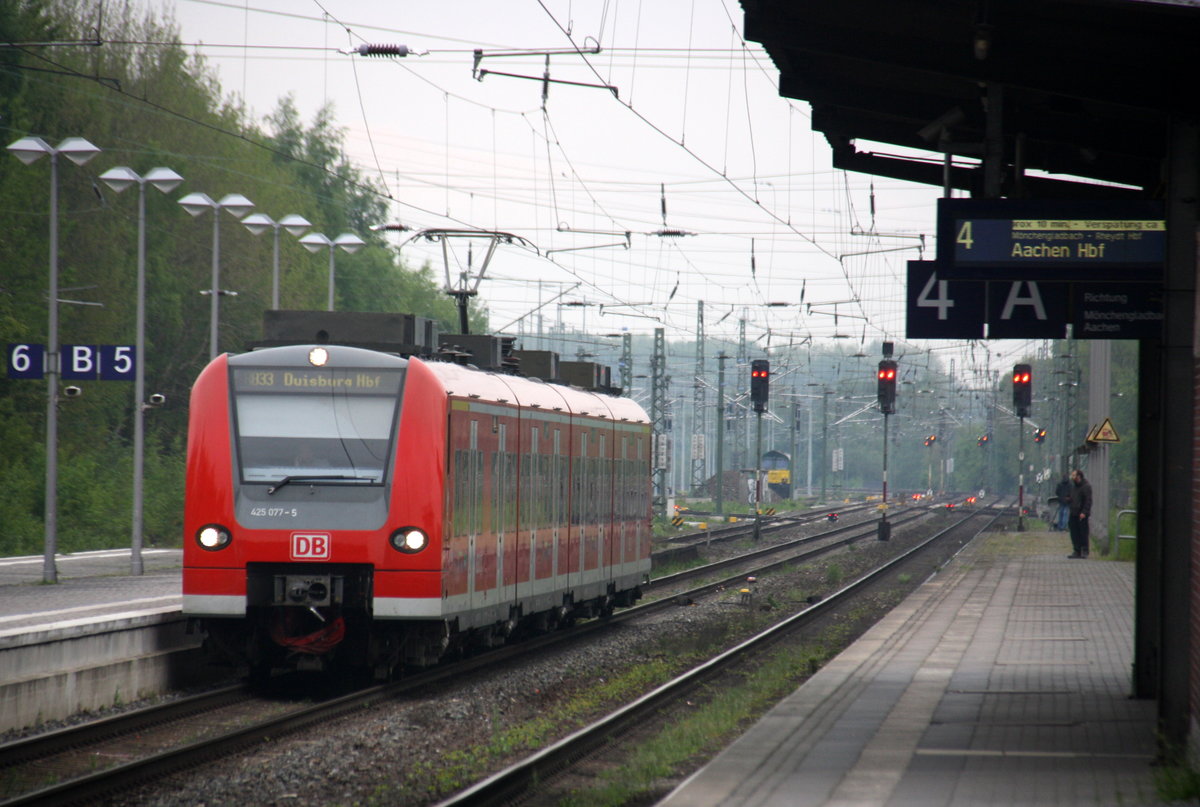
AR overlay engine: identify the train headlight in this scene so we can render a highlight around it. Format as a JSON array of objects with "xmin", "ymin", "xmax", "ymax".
[
  {"xmin": 196, "ymin": 524, "xmax": 232, "ymax": 550},
  {"xmin": 389, "ymin": 527, "xmax": 428, "ymax": 553}
]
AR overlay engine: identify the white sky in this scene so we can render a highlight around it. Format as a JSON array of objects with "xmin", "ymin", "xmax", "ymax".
[{"xmin": 159, "ymin": 0, "xmax": 1035, "ymax": 378}]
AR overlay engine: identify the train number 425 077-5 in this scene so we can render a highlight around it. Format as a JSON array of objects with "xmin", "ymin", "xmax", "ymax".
[{"xmin": 249, "ymin": 507, "xmax": 298, "ymax": 517}]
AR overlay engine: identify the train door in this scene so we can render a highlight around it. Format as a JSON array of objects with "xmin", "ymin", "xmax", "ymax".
[
  {"xmin": 618, "ymin": 427, "xmax": 641, "ymax": 575},
  {"xmin": 526, "ymin": 425, "xmax": 552, "ymax": 585},
  {"xmin": 616, "ymin": 433, "xmax": 629, "ymax": 571},
  {"xmin": 474, "ymin": 415, "xmax": 502, "ymax": 610},
  {"xmin": 578, "ymin": 426, "xmax": 596, "ymax": 578},
  {"xmin": 551, "ymin": 426, "xmax": 569, "ymax": 595},
  {"xmin": 568, "ymin": 425, "xmax": 587, "ymax": 590},
  {"xmin": 598, "ymin": 430, "xmax": 612, "ymax": 583},
  {"xmin": 634, "ymin": 429, "xmax": 651, "ymax": 562},
  {"xmin": 515, "ymin": 422, "xmax": 534, "ymax": 605},
  {"xmin": 445, "ymin": 412, "xmax": 480, "ymax": 608},
  {"xmin": 494, "ymin": 419, "xmax": 518, "ymax": 603}
]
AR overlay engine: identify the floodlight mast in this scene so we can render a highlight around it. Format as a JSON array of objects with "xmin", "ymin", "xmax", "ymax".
[
  {"xmin": 298, "ymin": 231, "xmax": 364, "ymax": 311},
  {"xmin": 178, "ymin": 192, "xmax": 255, "ymax": 359},
  {"xmin": 242, "ymin": 212, "xmax": 311, "ymax": 309},
  {"xmin": 99, "ymin": 165, "xmax": 184, "ymax": 575},
  {"xmin": 7, "ymin": 135, "xmax": 101, "ymax": 583}
]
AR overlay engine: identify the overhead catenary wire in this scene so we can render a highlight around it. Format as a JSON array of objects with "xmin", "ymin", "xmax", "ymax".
[{"xmin": 13, "ymin": 1, "xmax": 946, "ymax": 352}]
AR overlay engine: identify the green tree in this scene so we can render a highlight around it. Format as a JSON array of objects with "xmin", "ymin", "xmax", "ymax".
[{"xmin": 0, "ymin": 0, "xmax": 486, "ymax": 555}]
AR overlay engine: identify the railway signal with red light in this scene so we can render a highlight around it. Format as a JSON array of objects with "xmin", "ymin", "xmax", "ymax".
[
  {"xmin": 1033, "ymin": 428, "xmax": 1046, "ymax": 443},
  {"xmin": 750, "ymin": 359, "xmax": 770, "ymax": 413},
  {"xmin": 876, "ymin": 359, "xmax": 897, "ymax": 415},
  {"xmin": 923, "ymin": 434, "xmax": 937, "ymax": 447},
  {"xmin": 1013, "ymin": 363, "xmax": 1032, "ymax": 417}
]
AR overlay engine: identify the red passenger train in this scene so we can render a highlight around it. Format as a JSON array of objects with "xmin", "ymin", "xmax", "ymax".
[{"xmin": 182, "ymin": 339, "xmax": 652, "ymax": 678}]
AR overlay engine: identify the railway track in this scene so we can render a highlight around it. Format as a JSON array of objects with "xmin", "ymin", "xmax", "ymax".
[
  {"xmin": 0, "ymin": 497, "xmax": 1009, "ymax": 806},
  {"xmin": 435, "ymin": 500, "xmax": 1009, "ymax": 806},
  {"xmin": 657, "ymin": 499, "xmax": 881, "ymax": 548},
  {"xmin": 644, "ymin": 501, "xmax": 944, "ymax": 600}
]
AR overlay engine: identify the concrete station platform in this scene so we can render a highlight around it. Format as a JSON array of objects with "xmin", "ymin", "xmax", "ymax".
[
  {"xmin": 0, "ymin": 549, "xmax": 200, "ymax": 733},
  {"xmin": 0, "ymin": 548, "xmax": 182, "ymax": 630},
  {"xmin": 660, "ymin": 531, "xmax": 1163, "ymax": 807}
]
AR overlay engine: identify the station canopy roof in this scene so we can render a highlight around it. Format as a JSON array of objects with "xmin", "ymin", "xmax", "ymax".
[{"xmin": 740, "ymin": 0, "xmax": 1200, "ymax": 198}]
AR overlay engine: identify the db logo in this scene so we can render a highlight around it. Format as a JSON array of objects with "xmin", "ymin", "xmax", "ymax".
[{"xmin": 291, "ymin": 532, "xmax": 331, "ymax": 560}]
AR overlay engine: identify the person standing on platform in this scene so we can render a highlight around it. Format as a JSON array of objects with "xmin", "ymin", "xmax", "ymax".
[
  {"xmin": 1054, "ymin": 473, "xmax": 1071, "ymax": 531},
  {"xmin": 1068, "ymin": 469, "xmax": 1093, "ymax": 558}
]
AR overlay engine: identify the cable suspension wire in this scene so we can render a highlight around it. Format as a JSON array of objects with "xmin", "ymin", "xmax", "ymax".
[{"xmin": 23, "ymin": 3, "xmax": 905, "ymax": 346}]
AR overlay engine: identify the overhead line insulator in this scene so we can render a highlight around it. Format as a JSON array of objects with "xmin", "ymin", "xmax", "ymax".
[{"xmin": 356, "ymin": 43, "xmax": 410, "ymax": 57}]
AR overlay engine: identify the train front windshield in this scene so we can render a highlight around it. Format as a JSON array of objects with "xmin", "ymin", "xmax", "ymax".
[{"xmin": 230, "ymin": 365, "xmax": 405, "ymax": 486}]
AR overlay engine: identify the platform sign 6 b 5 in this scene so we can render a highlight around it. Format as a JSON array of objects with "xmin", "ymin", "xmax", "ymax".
[{"xmin": 6, "ymin": 343, "xmax": 135, "ymax": 380}]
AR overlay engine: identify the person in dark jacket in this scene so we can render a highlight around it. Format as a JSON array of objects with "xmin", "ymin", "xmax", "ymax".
[
  {"xmin": 1053, "ymin": 474, "xmax": 1071, "ymax": 531},
  {"xmin": 1067, "ymin": 469, "xmax": 1093, "ymax": 558}
]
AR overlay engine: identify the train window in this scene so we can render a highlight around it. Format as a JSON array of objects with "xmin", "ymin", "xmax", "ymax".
[
  {"xmin": 493, "ymin": 423, "xmax": 512, "ymax": 538},
  {"xmin": 230, "ymin": 367, "xmax": 402, "ymax": 485},
  {"xmin": 452, "ymin": 432, "xmax": 482, "ymax": 539},
  {"xmin": 448, "ymin": 422, "xmax": 476, "ymax": 537}
]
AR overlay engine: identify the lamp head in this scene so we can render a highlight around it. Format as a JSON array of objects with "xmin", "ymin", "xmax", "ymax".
[
  {"xmin": 56, "ymin": 137, "xmax": 101, "ymax": 166},
  {"xmin": 279, "ymin": 213, "xmax": 311, "ymax": 237},
  {"xmin": 144, "ymin": 167, "xmax": 183, "ymax": 194},
  {"xmin": 216, "ymin": 193, "xmax": 254, "ymax": 219},
  {"xmin": 7, "ymin": 136, "xmax": 52, "ymax": 165},
  {"xmin": 178, "ymin": 192, "xmax": 216, "ymax": 217},
  {"xmin": 99, "ymin": 166, "xmax": 140, "ymax": 193},
  {"xmin": 299, "ymin": 232, "xmax": 332, "ymax": 253},
  {"xmin": 334, "ymin": 232, "xmax": 365, "ymax": 254},
  {"xmin": 241, "ymin": 213, "xmax": 274, "ymax": 236}
]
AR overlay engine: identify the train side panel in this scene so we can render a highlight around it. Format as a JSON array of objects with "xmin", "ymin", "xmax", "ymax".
[
  {"xmin": 372, "ymin": 357, "xmax": 448, "ymax": 618},
  {"xmin": 182, "ymin": 355, "xmax": 241, "ymax": 615}
]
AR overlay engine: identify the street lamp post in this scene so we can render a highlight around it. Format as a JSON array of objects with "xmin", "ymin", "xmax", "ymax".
[
  {"xmin": 241, "ymin": 213, "xmax": 311, "ymax": 309},
  {"xmin": 299, "ymin": 231, "xmax": 365, "ymax": 311},
  {"xmin": 7, "ymin": 135, "xmax": 101, "ymax": 584},
  {"xmin": 99, "ymin": 166, "xmax": 183, "ymax": 575},
  {"xmin": 178, "ymin": 192, "xmax": 255, "ymax": 359}
]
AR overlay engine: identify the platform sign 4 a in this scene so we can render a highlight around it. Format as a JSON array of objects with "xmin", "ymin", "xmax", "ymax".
[{"xmin": 906, "ymin": 262, "xmax": 1071, "ymax": 339}]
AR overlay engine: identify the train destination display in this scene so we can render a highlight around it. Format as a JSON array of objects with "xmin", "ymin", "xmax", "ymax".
[{"xmin": 936, "ymin": 199, "xmax": 1165, "ymax": 281}]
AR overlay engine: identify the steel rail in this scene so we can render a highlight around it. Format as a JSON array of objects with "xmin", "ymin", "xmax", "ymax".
[
  {"xmin": 434, "ymin": 503, "xmax": 1007, "ymax": 806},
  {"xmin": 0, "ymin": 684, "xmax": 248, "ymax": 769},
  {"xmin": 644, "ymin": 505, "xmax": 934, "ymax": 596},
  {"xmin": 2, "ymin": 498, "xmax": 1010, "ymax": 806}
]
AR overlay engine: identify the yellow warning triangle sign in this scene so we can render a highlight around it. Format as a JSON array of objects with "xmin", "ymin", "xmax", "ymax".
[{"xmin": 1090, "ymin": 417, "xmax": 1121, "ymax": 443}]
